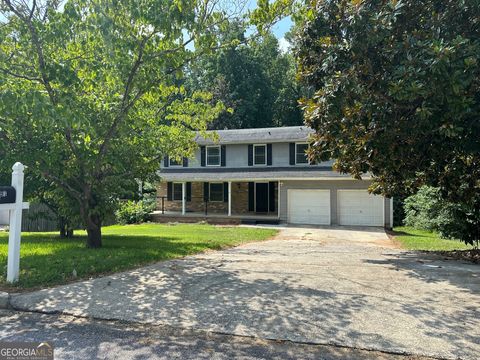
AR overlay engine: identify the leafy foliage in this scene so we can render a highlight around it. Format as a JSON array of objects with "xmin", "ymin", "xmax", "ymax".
[
  {"xmin": 404, "ymin": 186, "xmax": 479, "ymax": 247},
  {"xmin": 186, "ymin": 29, "xmax": 303, "ymax": 129},
  {"xmin": 115, "ymin": 200, "xmax": 155, "ymax": 225},
  {"xmin": 0, "ymin": 0, "xmax": 238, "ymax": 247},
  {"xmin": 295, "ymin": 0, "xmax": 480, "ymax": 244},
  {"xmin": 404, "ymin": 187, "xmax": 449, "ymax": 231}
]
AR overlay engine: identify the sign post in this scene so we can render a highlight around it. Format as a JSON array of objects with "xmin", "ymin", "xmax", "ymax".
[{"xmin": 0, "ymin": 163, "xmax": 29, "ymax": 283}]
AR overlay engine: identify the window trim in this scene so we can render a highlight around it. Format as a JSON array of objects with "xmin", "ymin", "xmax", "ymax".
[
  {"xmin": 169, "ymin": 157, "xmax": 182, "ymax": 167},
  {"xmin": 295, "ymin": 142, "xmax": 309, "ymax": 165},
  {"xmin": 209, "ymin": 182, "xmax": 224, "ymax": 202},
  {"xmin": 253, "ymin": 144, "xmax": 267, "ymax": 166},
  {"xmin": 206, "ymin": 145, "xmax": 221, "ymax": 167},
  {"xmin": 172, "ymin": 182, "xmax": 183, "ymax": 201}
]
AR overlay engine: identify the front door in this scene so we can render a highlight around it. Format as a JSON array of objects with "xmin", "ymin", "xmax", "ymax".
[{"xmin": 255, "ymin": 183, "xmax": 269, "ymax": 213}]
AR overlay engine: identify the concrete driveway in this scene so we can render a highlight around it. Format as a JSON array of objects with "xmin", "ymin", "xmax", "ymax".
[{"xmin": 10, "ymin": 226, "xmax": 480, "ymax": 360}]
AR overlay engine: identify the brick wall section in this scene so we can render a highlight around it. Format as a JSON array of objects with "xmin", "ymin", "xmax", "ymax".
[
  {"xmin": 157, "ymin": 182, "xmax": 254, "ymax": 215},
  {"xmin": 231, "ymin": 182, "xmax": 249, "ymax": 214}
]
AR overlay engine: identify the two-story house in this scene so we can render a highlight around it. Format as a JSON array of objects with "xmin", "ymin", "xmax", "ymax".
[{"xmin": 156, "ymin": 126, "xmax": 393, "ymax": 227}]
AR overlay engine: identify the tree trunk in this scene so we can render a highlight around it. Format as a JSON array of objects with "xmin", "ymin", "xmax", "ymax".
[
  {"xmin": 59, "ymin": 218, "xmax": 75, "ymax": 238},
  {"xmin": 59, "ymin": 218, "xmax": 67, "ymax": 238},
  {"xmin": 86, "ymin": 213, "xmax": 102, "ymax": 248}
]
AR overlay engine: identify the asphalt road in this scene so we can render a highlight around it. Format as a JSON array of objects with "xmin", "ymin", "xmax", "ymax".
[{"xmin": 0, "ymin": 310, "xmax": 435, "ymax": 360}]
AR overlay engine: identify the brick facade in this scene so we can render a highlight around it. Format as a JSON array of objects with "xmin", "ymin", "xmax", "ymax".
[{"xmin": 156, "ymin": 181, "xmax": 278, "ymax": 215}]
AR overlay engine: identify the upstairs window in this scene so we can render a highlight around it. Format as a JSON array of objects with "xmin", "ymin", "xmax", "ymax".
[
  {"xmin": 169, "ymin": 157, "xmax": 182, "ymax": 166},
  {"xmin": 206, "ymin": 145, "xmax": 221, "ymax": 166},
  {"xmin": 295, "ymin": 143, "xmax": 309, "ymax": 164},
  {"xmin": 253, "ymin": 144, "xmax": 267, "ymax": 166}
]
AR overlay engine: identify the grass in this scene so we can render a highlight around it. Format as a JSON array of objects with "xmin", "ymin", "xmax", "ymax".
[
  {"xmin": 393, "ymin": 226, "xmax": 475, "ymax": 251},
  {"xmin": 0, "ymin": 223, "xmax": 277, "ymax": 290}
]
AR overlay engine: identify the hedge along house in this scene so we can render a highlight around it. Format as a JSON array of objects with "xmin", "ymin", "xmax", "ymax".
[{"xmin": 155, "ymin": 126, "xmax": 393, "ymax": 227}]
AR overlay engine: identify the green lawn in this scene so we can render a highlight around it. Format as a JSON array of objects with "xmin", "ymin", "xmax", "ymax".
[
  {"xmin": 0, "ymin": 223, "xmax": 277, "ymax": 290},
  {"xmin": 393, "ymin": 226, "xmax": 475, "ymax": 251}
]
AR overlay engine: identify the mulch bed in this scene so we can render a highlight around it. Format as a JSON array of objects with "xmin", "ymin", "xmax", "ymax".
[{"xmin": 428, "ymin": 249, "xmax": 480, "ymax": 264}]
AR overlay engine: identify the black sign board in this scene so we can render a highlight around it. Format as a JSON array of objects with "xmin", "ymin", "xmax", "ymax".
[{"xmin": 0, "ymin": 186, "xmax": 16, "ymax": 204}]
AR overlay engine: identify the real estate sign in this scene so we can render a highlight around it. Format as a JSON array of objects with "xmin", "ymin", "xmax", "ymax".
[{"xmin": 0, "ymin": 163, "xmax": 29, "ymax": 283}]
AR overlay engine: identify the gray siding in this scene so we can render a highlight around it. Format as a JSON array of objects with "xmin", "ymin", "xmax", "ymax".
[
  {"xmin": 226, "ymin": 144, "xmax": 248, "ymax": 167},
  {"xmin": 272, "ymin": 143, "xmax": 289, "ymax": 166},
  {"xmin": 279, "ymin": 180, "xmax": 391, "ymax": 227},
  {"xmin": 165, "ymin": 143, "xmax": 334, "ymax": 169}
]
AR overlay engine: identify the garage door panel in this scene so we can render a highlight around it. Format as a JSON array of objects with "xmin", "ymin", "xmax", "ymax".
[
  {"xmin": 288, "ymin": 190, "xmax": 330, "ymax": 225},
  {"xmin": 337, "ymin": 190, "xmax": 383, "ymax": 226}
]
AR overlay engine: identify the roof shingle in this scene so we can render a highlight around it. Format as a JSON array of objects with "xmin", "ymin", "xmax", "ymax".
[{"xmin": 195, "ymin": 126, "xmax": 314, "ymax": 145}]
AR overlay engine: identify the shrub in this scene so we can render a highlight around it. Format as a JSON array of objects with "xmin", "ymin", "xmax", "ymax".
[
  {"xmin": 404, "ymin": 186, "xmax": 445, "ymax": 231},
  {"xmin": 115, "ymin": 200, "xmax": 155, "ymax": 225},
  {"xmin": 404, "ymin": 186, "xmax": 480, "ymax": 247}
]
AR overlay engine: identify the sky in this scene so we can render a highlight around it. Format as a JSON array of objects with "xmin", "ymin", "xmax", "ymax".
[
  {"xmin": 273, "ymin": 17, "xmax": 293, "ymax": 52},
  {"xmin": 244, "ymin": 0, "xmax": 294, "ymax": 52},
  {"xmin": 271, "ymin": 15, "xmax": 293, "ymax": 39}
]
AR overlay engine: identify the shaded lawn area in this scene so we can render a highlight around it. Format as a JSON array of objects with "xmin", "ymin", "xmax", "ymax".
[
  {"xmin": 393, "ymin": 226, "xmax": 475, "ymax": 251},
  {"xmin": 0, "ymin": 223, "xmax": 277, "ymax": 290}
]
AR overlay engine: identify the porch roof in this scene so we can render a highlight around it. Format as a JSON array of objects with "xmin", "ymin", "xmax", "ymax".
[{"xmin": 158, "ymin": 166, "xmax": 365, "ymax": 182}]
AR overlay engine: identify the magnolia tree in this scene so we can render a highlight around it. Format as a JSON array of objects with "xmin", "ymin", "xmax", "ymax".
[
  {"xmin": 0, "ymin": 0, "xmax": 261, "ymax": 247},
  {"xmin": 295, "ymin": 0, "xmax": 480, "ymax": 245}
]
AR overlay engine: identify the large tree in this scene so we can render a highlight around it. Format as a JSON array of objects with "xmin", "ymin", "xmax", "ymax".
[
  {"xmin": 186, "ymin": 29, "xmax": 303, "ymax": 129},
  {"xmin": 0, "ymin": 0, "xmax": 239, "ymax": 247},
  {"xmin": 295, "ymin": 0, "xmax": 480, "ymax": 244}
]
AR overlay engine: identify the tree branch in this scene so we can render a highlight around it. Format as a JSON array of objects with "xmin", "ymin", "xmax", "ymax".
[
  {"xmin": 3, "ymin": 0, "xmax": 56, "ymax": 104},
  {"xmin": 0, "ymin": 67, "xmax": 42, "ymax": 82},
  {"xmin": 40, "ymin": 170, "xmax": 83, "ymax": 201},
  {"xmin": 96, "ymin": 33, "xmax": 151, "ymax": 162}
]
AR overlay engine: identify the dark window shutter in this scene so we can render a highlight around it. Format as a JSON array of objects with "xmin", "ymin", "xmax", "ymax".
[
  {"xmin": 223, "ymin": 182, "xmax": 228, "ymax": 202},
  {"xmin": 183, "ymin": 157, "xmax": 188, "ymax": 167},
  {"xmin": 248, "ymin": 145, "xmax": 253, "ymax": 166},
  {"xmin": 289, "ymin": 143, "xmax": 295, "ymax": 165},
  {"xmin": 164, "ymin": 156, "xmax": 169, "ymax": 168},
  {"xmin": 200, "ymin": 146, "xmax": 206, "ymax": 167},
  {"xmin": 267, "ymin": 144, "xmax": 272, "ymax": 166},
  {"xmin": 203, "ymin": 182, "xmax": 209, "ymax": 201},
  {"xmin": 269, "ymin": 182, "xmax": 276, "ymax": 212},
  {"xmin": 167, "ymin": 182, "xmax": 173, "ymax": 201},
  {"xmin": 186, "ymin": 182, "xmax": 192, "ymax": 202},
  {"xmin": 221, "ymin": 145, "xmax": 226, "ymax": 166},
  {"xmin": 248, "ymin": 182, "xmax": 255, "ymax": 211}
]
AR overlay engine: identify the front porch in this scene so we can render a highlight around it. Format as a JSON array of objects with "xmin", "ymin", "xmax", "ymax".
[
  {"xmin": 155, "ymin": 181, "xmax": 280, "ymax": 224},
  {"xmin": 151, "ymin": 210, "xmax": 280, "ymax": 225}
]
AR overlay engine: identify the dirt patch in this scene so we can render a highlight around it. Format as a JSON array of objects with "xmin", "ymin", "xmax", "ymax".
[
  {"xmin": 426, "ymin": 249, "xmax": 480, "ymax": 264},
  {"xmin": 368, "ymin": 237, "xmax": 402, "ymax": 249}
]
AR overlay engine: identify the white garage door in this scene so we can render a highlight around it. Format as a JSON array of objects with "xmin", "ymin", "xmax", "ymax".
[
  {"xmin": 288, "ymin": 190, "xmax": 330, "ymax": 225},
  {"xmin": 337, "ymin": 190, "xmax": 384, "ymax": 226}
]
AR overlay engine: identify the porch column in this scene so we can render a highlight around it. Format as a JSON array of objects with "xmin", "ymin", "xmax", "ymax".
[
  {"xmin": 228, "ymin": 181, "xmax": 232, "ymax": 216},
  {"xmin": 182, "ymin": 182, "xmax": 186, "ymax": 215},
  {"xmin": 278, "ymin": 181, "xmax": 281, "ymax": 219}
]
